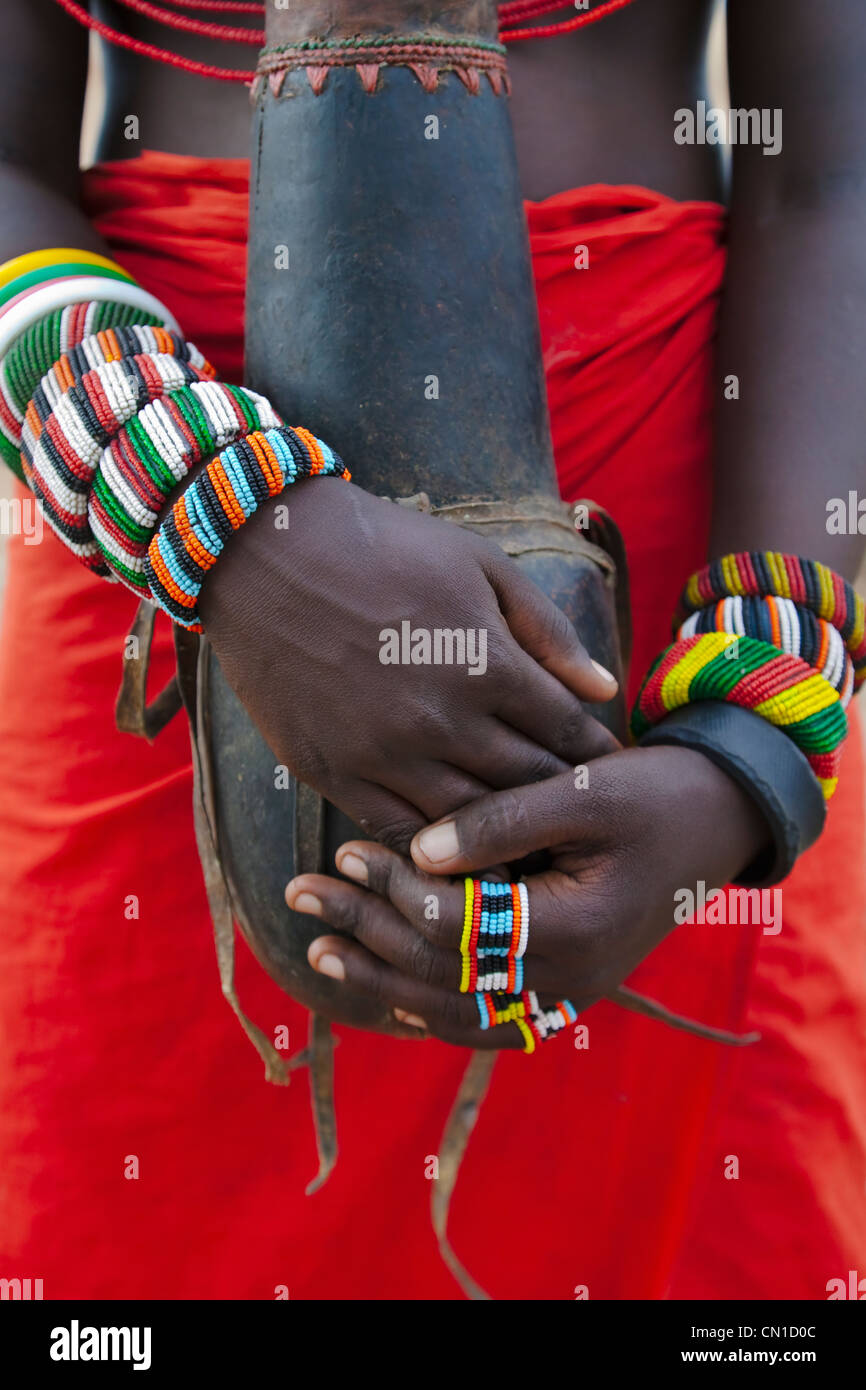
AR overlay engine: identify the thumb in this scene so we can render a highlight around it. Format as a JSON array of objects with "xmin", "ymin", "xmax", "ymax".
[
  {"xmin": 487, "ymin": 557, "xmax": 618, "ymax": 703},
  {"xmin": 410, "ymin": 773, "xmax": 579, "ymax": 875}
]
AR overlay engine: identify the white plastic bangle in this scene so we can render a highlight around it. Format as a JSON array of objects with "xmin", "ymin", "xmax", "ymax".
[{"xmin": 0, "ymin": 276, "xmax": 178, "ymax": 364}]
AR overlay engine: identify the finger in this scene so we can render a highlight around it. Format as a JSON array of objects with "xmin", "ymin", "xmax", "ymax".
[
  {"xmin": 374, "ymin": 760, "xmax": 490, "ymax": 824},
  {"xmin": 315, "ymin": 854, "xmax": 611, "ymax": 1005},
  {"xmin": 335, "ymin": 840, "xmax": 465, "ymax": 945},
  {"xmin": 410, "ymin": 769, "xmax": 594, "ymax": 873},
  {"xmin": 306, "ymin": 933, "xmax": 525, "ymax": 1051},
  {"xmin": 412, "ymin": 709, "xmax": 575, "ymax": 789},
  {"xmin": 451, "ymin": 720, "xmax": 572, "ymax": 789},
  {"xmin": 485, "ymin": 556, "xmax": 618, "ymax": 703},
  {"xmin": 286, "ymin": 871, "xmax": 462, "ymax": 989},
  {"xmin": 345, "ymin": 778, "xmax": 427, "ymax": 853},
  {"xmin": 497, "ymin": 654, "xmax": 621, "ymax": 763},
  {"xmin": 333, "ymin": 842, "xmax": 555, "ymax": 986}
]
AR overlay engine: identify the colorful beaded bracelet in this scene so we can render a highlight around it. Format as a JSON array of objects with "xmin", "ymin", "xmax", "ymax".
[
  {"xmin": 22, "ymin": 324, "xmax": 212, "ymax": 462},
  {"xmin": 0, "ymin": 287, "xmax": 177, "ymax": 480},
  {"xmin": 0, "ymin": 246, "xmax": 174, "ymax": 469},
  {"xmin": 631, "ymin": 631, "xmax": 847, "ymax": 799},
  {"xmin": 677, "ymin": 594, "xmax": 854, "ymax": 702},
  {"xmin": 677, "ymin": 552, "xmax": 866, "ymax": 691},
  {"xmin": 0, "ymin": 299, "xmax": 167, "ymax": 476},
  {"xmin": 2, "ymin": 299, "xmax": 167, "ymax": 419},
  {"xmin": 91, "ymin": 382, "xmax": 281, "ymax": 588},
  {"xmin": 0, "ymin": 279, "xmax": 178, "ymax": 392},
  {"xmin": 25, "ymin": 347, "xmax": 215, "ymax": 564},
  {"xmin": 144, "ymin": 424, "xmax": 350, "ymax": 632}
]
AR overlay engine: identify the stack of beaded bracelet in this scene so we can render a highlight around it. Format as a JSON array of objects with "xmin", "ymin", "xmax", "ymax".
[
  {"xmin": 8, "ymin": 298, "xmax": 280, "ymax": 585},
  {"xmin": 631, "ymin": 552, "xmax": 865, "ymax": 799},
  {"xmin": 677, "ymin": 553, "xmax": 866, "ymax": 690},
  {"xmin": 460, "ymin": 878, "xmax": 576, "ymax": 1053},
  {"xmin": 90, "ymin": 381, "xmax": 280, "ymax": 589},
  {"xmin": 0, "ymin": 250, "xmax": 286, "ymax": 598},
  {"xmin": 0, "ymin": 249, "xmax": 178, "ymax": 478},
  {"xmin": 144, "ymin": 424, "xmax": 350, "ymax": 632},
  {"xmin": 3, "ymin": 250, "xmax": 348, "ymax": 641},
  {"xmin": 22, "ymin": 327, "xmax": 216, "ymax": 567},
  {"xmin": 677, "ymin": 596, "xmax": 854, "ymax": 702}
]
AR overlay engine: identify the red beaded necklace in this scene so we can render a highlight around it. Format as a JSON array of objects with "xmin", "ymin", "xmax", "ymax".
[
  {"xmin": 53, "ymin": 0, "xmax": 639, "ymax": 82},
  {"xmin": 498, "ymin": 0, "xmax": 638, "ymax": 42}
]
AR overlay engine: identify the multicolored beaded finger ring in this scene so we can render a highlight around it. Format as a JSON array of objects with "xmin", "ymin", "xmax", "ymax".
[{"xmin": 461, "ymin": 877, "xmax": 576, "ymax": 1053}]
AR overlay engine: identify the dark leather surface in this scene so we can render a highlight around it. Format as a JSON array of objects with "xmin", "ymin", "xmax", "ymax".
[
  {"xmin": 640, "ymin": 700, "xmax": 827, "ymax": 886},
  {"xmin": 245, "ymin": 67, "xmax": 555, "ymax": 502}
]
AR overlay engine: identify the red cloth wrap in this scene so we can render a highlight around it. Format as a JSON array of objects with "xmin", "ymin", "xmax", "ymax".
[{"xmin": 0, "ymin": 152, "xmax": 863, "ymax": 1299}]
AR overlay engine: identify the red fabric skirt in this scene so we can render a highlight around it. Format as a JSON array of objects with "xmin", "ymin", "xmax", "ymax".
[{"xmin": 0, "ymin": 151, "xmax": 864, "ymax": 1299}]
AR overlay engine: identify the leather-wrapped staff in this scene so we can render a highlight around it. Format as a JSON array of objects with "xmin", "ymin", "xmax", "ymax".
[{"xmin": 209, "ymin": 0, "xmax": 627, "ymax": 1030}]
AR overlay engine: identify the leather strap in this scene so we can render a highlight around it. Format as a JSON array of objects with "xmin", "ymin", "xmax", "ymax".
[
  {"xmin": 115, "ymin": 599, "xmax": 182, "ymax": 741},
  {"xmin": 639, "ymin": 700, "xmax": 827, "ymax": 886}
]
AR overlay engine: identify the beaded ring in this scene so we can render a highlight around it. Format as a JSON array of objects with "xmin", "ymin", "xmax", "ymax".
[
  {"xmin": 631, "ymin": 631, "xmax": 847, "ymax": 798},
  {"xmin": 145, "ymin": 423, "xmax": 350, "ymax": 631},
  {"xmin": 460, "ymin": 878, "xmax": 529, "ymax": 995},
  {"xmin": 476, "ymin": 990, "xmax": 577, "ymax": 1055},
  {"xmin": 460, "ymin": 879, "xmax": 575, "ymax": 1053}
]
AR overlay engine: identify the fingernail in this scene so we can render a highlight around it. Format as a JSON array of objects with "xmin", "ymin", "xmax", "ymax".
[
  {"xmin": 313, "ymin": 953, "xmax": 344, "ymax": 981},
  {"xmin": 339, "ymin": 852, "xmax": 368, "ymax": 884},
  {"xmin": 590, "ymin": 658, "xmax": 616, "ymax": 683},
  {"xmin": 394, "ymin": 1009, "xmax": 428, "ymax": 1029},
  {"xmin": 416, "ymin": 821, "xmax": 459, "ymax": 863},
  {"xmin": 294, "ymin": 892, "xmax": 323, "ymax": 916}
]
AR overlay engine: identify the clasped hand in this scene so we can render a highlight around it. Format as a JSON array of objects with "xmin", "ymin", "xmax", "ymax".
[{"xmin": 286, "ymin": 745, "xmax": 768, "ymax": 1049}]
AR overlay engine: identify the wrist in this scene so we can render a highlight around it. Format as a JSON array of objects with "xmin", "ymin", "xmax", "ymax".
[
  {"xmin": 648, "ymin": 742, "xmax": 773, "ymax": 886},
  {"xmin": 639, "ymin": 702, "xmax": 826, "ymax": 885},
  {"xmin": 198, "ymin": 473, "xmax": 347, "ymax": 636}
]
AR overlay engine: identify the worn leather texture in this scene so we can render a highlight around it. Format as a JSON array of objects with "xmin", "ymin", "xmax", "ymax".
[{"xmin": 640, "ymin": 700, "xmax": 827, "ymax": 886}]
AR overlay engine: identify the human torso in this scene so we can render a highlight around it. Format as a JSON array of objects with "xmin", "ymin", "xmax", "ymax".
[{"xmin": 91, "ymin": 0, "xmax": 723, "ymax": 201}]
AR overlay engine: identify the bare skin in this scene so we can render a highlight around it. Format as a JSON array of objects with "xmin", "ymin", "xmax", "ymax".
[
  {"xmin": 88, "ymin": 0, "xmax": 722, "ymax": 202},
  {"xmin": 2, "ymin": 1, "xmax": 864, "ymax": 1048}
]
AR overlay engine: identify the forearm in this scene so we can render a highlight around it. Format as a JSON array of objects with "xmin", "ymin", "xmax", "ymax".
[
  {"xmin": 712, "ymin": 185, "xmax": 866, "ymax": 581},
  {"xmin": 710, "ymin": 0, "xmax": 866, "ymax": 582},
  {"xmin": 0, "ymin": 0, "xmax": 95, "ymax": 263}
]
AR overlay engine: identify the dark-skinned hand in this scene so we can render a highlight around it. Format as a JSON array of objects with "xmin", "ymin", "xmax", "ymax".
[
  {"xmin": 285, "ymin": 745, "xmax": 770, "ymax": 1048},
  {"xmin": 200, "ymin": 474, "xmax": 619, "ymax": 850}
]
